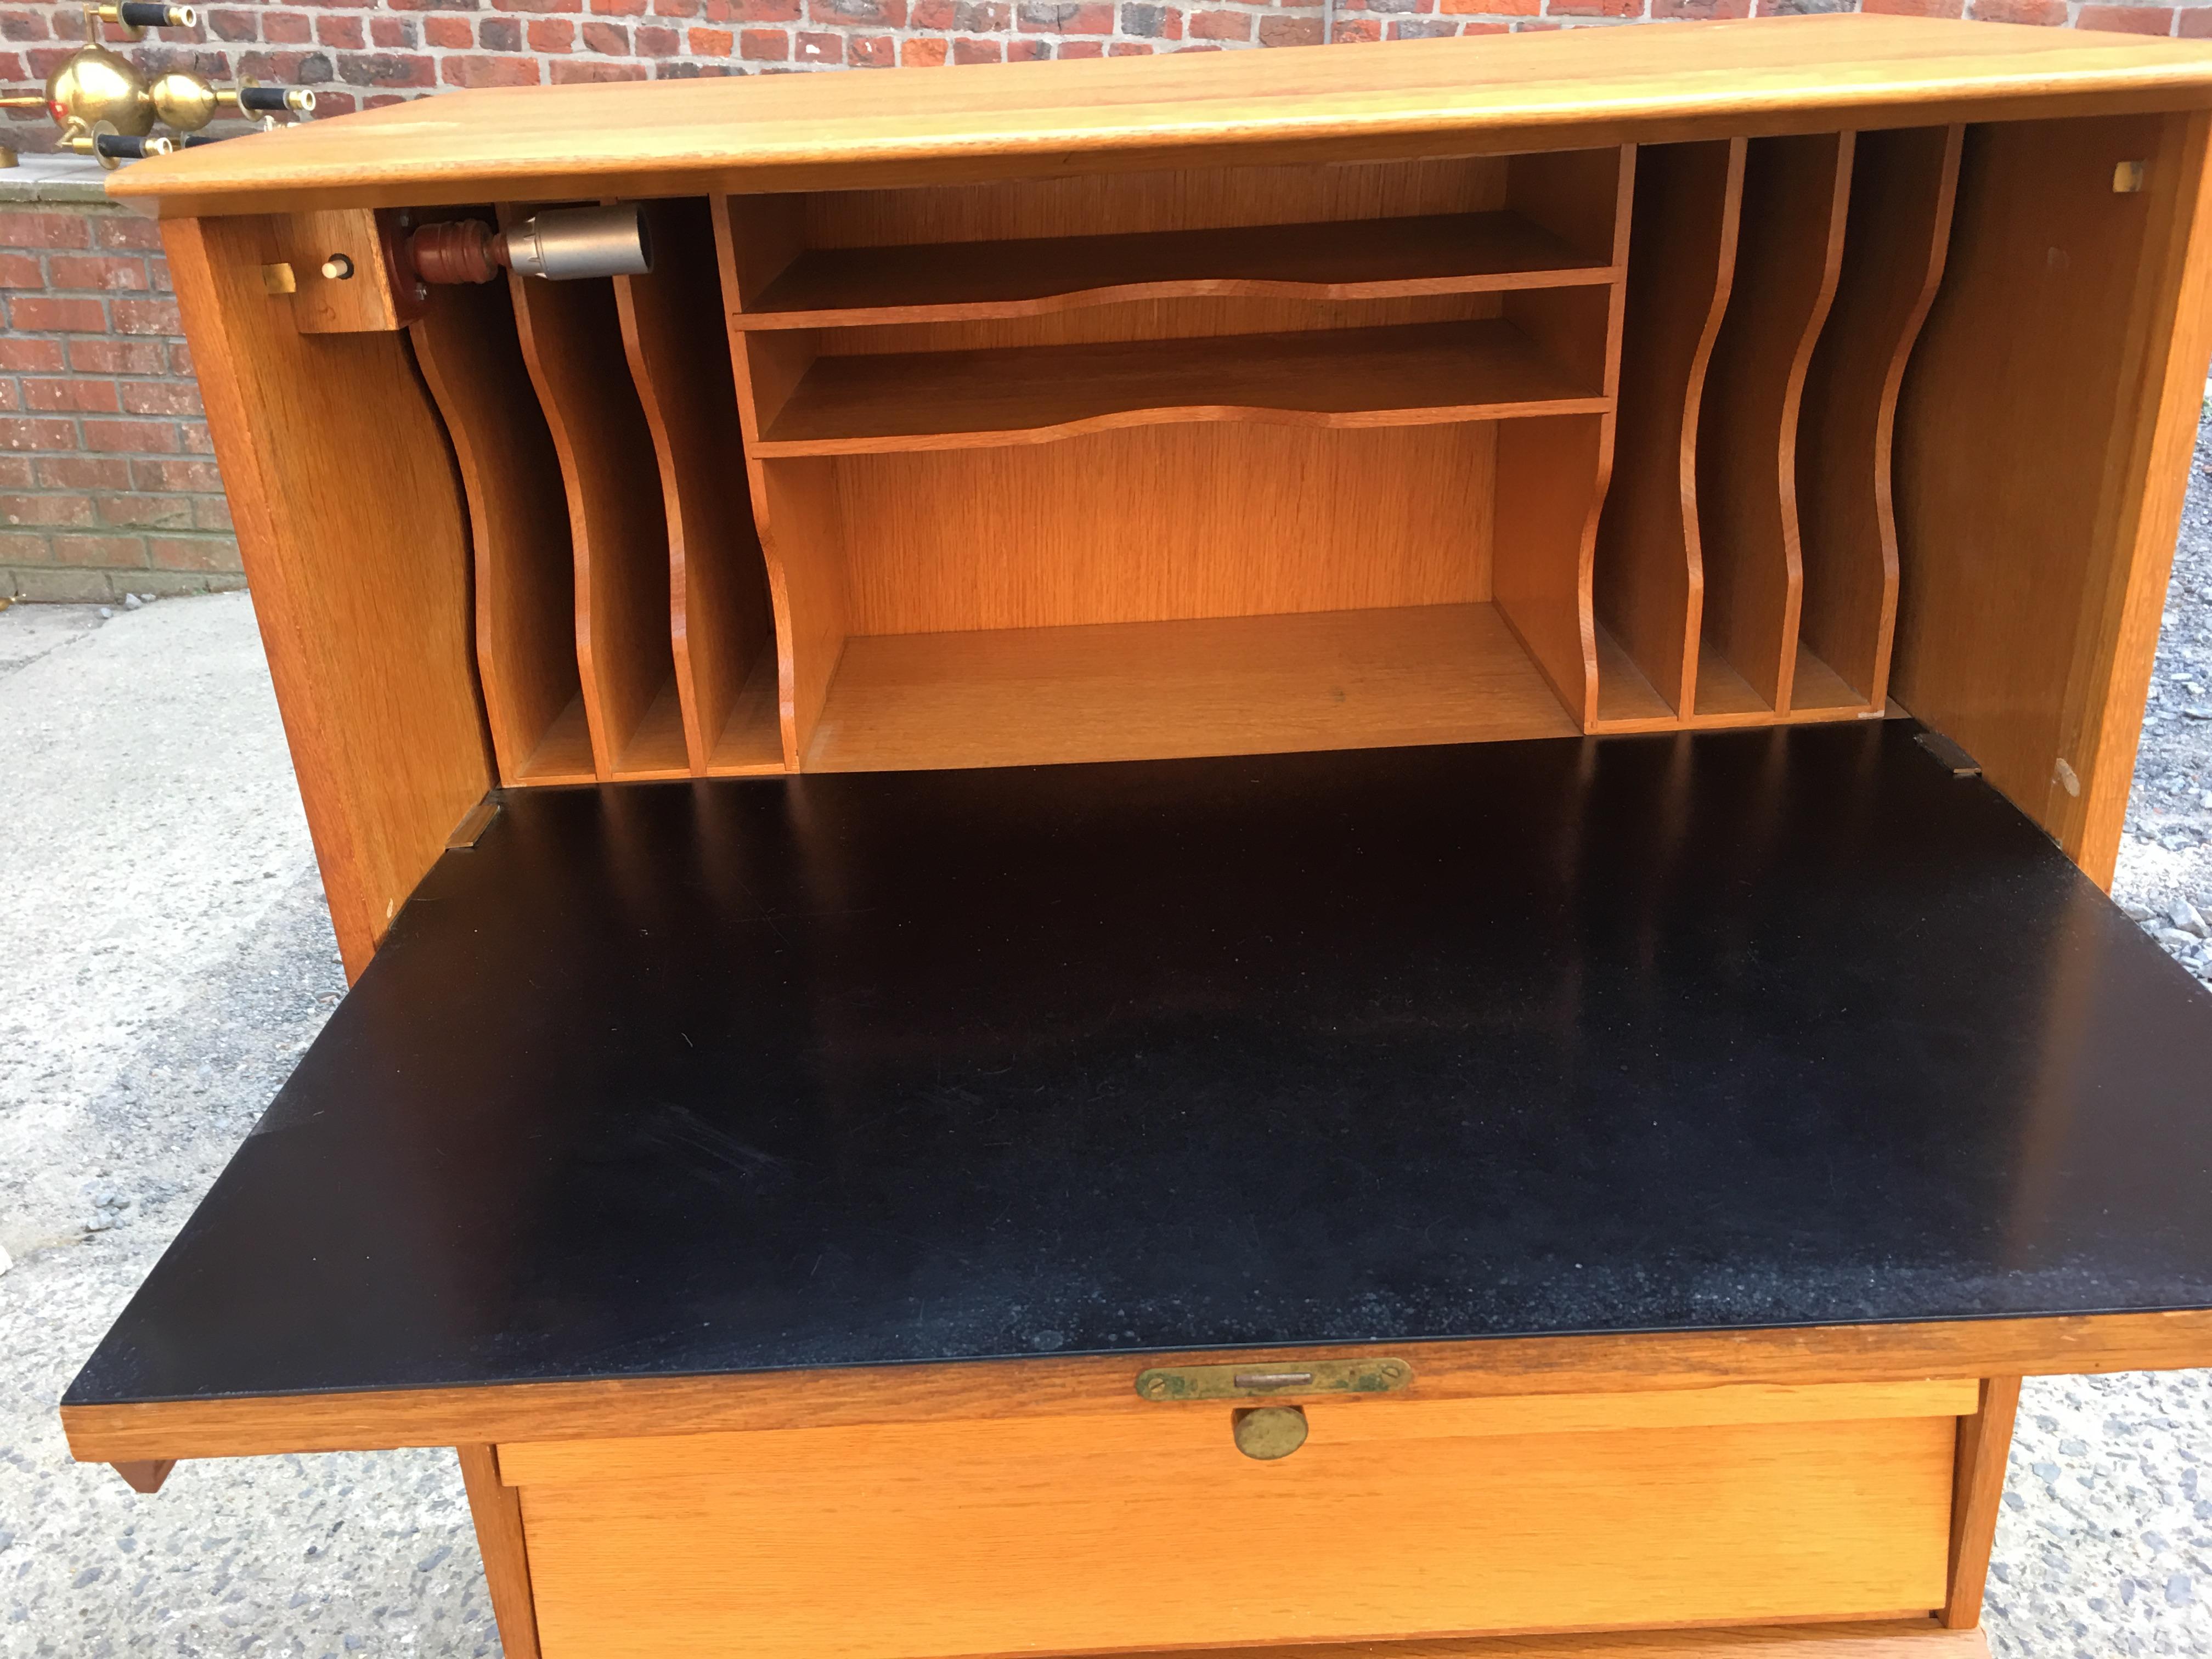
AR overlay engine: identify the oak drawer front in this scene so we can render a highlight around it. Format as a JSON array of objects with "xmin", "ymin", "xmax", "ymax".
[{"xmin": 502, "ymin": 1381, "xmax": 1971, "ymax": 1659}]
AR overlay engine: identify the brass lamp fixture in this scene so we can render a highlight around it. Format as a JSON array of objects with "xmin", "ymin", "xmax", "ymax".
[{"xmin": 0, "ymin": 3, "xmax": 313, "ymax": 168}]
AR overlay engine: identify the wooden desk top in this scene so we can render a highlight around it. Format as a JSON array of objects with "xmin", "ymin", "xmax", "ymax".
[
  {"xmin": 108, "ymin": 16, "xmax": 2212, "ymax": 216},
  {"xmin": 63, "ymin": 721, "xmax": 2212, "ymax": 1441}
]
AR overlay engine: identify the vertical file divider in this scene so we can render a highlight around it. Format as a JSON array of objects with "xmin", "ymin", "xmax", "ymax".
[
  {"xmin": 1694, "ymin": 132, "xmax": 1854, "ymax": 720},
  {"xmin": 617, "ymin": 199, "xmax": 782, "ymax": 775},
  {"xmin": 410, "ymin": 261, "xmax": 591, "ymax": 784},
  {"xmin": 1593, "ymin": 139, "xmax": 1746, "ymax": 726},
  {"xmin": 1495, "ymin": 146, "xmax": 1634, "ymax": 731},
  {"xmin": 1797, "ymin": 126, "xmax": 1964, "ymax": 712},
  {"xmin": 714, "ymin": 195, "xmax": 849, "ymax": 771},
  {"xmin": 509, "ymin": 206, "xmax": 686, "ymax": 781}
]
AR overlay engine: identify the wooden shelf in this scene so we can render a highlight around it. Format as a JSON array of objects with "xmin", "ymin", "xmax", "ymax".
[
  {"xmin": 804, "ymin": 602, "xmax": 1579, "ymax": 772},
  {"xmin": 756, "ymin": 321, "xmax": 1609, "ymax": 456},
  {"xmin": 738, "ymin": 213, "xmax": 1614, "ymax": 330}
]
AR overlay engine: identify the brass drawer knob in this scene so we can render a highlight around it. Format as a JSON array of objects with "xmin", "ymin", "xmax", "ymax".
[{"xmin": 1232, "ymin": 1405, "xmax": 1308, "ymax": 1460}]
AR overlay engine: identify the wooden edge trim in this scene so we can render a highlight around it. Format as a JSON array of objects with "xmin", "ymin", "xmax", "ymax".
[
  {"xmin": 58, "ymin": 1310, "xmax": 2212, "ymax": 1465},
  {"xmin": 110, "ymin": 1458, "xmax": 176, "ymax": 1494},
  {"xmin": 1111, "ymin": 1621, "xmax": 1983, "ymax": 1659},
  {"xmin": 456, "ymin": 1443, "xmax": 543, "ymax": 1659},
  {"xmin": 112, "ymin": 80, "xmax": 2212, "ymax": 222},
  {"xmin": 1941, "ymin": 1376, "xmax": 2023, "ymax": 1630}
]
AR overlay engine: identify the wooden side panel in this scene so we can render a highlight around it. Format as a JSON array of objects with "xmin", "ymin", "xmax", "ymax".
[
  {"xmin": 757, "ymin": 456, "xmax": 850, "ymax": 768},
  {"xmin": 1696, "ymin": 132, "xmax": 1854, "ymax": 715},
  {"xmin": 277, "ymin": 208, "xmax": 408, "ymax": 335},
  {"xmin": 162, "ymin": 216, "xmax": 490, "ymax": 979},
  {"xmin": 1797, "ymin": 126, "xmax": 1962, "ymax": 711},
  {"xmin": 616, "ymin": 199, "xmax": 780, "ymax": 775},
  {"xmin": 1594, "ymin": 138, "xmax": 1744, "ymax": 720},
  {"xmin": 512, "ymin": 1409, "xmax": 1956, "ymax": 1659},
  {"xmin": 1496, "ymin": 411, "xmax": 1609, "ymax": 729},
  {"xmin": 411, "ymin": 276, "xmax": 591, "ymax": 787},
  {"xmin": 509, "ymin": 245, "xmax": 685, "ymax": 781},
  {"xmin": 716, "ymin": 194, "xmax": 844, "ymax": 768},
  {"xmin": 1895, "ymin": 110, "xmax": 2212, "ymax": 884},
  {"xmin": 1942, "ymin": 1377, "xmax": 2023, "ymax": 1630},
  {"xmin": 456, "ymin": 1443, "xmax": 542, "ymax": 1659}
]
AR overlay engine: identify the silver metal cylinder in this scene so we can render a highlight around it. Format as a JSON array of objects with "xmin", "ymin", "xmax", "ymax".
[{"xmin": 504, "ymin": 204, "xmax": 653, "ymax": 281}]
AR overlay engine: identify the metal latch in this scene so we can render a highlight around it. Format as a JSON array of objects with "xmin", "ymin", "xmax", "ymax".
[{"xmin": 1135, "ymin": 1356, "xmax": 1413, "ymax": 1402}]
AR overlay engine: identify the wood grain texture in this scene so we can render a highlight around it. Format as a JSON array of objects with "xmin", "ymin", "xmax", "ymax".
[
  {"xmin": 1007, "ymin": 1625, "xmax": 1987, "ymax": 1659},
  {"xmin": 1941, "ymin": 1378, "xmax": 2022, "ymax": 1630},
  {"xmin": 110, "ymin": 1459, "xmax": 174, "ymax": 1494},
  {"xmin": 276, "ymin": 208, "xmax": 406, "ymax": 334},
  {"xmin": 1594, "ymin": 139, "xmax": 1743, "ymax": 721},
  {"xmin": 796, "ymin": 156, "xmax": 1508, "ymax": 247},
  {"xmin": 1496, "ymin": 412, "xmax": 1611, "ymax": 729},
  {"xmin": 1796, "ymin": 126, "xmax": 1962, "ymax": 711},
  {"xmin": 1696, "ymin": 132, "xmax": 1853, "ymax": 716},
  {"xmin": 512, "ymin": 1413, "xmax": 1955, "ymax": 1658},
  {"xmin": 802, "ymin": 603, "xmax": 1575, "ymax": 772},
  {"xmin": 509, "ymin": 245, "xmax": 684, "ymax": 781},
  {"xmin": 830, "ymin": 422, "xmax": 1494, "ymax": 636},
  {"xmin": 456, "ymin": 1443, "xmax": 542, "ymax": 1659},
  {"xmin": 410, "ymin": 276, "xmax": 587, "ymax": 787},
  {"xmin": 615, "ymin": 199, "xmax": 779, "ymax": 775},
  {"xmin": 160, "ymin": 216, "xmax": 490, "ymax": 978},
  {"xmin": 738, "ymin": 212, "xmax": 1611, "ymax": 330},
  {"xmin": 501, "ymin": 1380, "xmax": 1978, "ymax": 1485},
  {"xmin": 717, "ymin": 195, "xmax": 842, "ymax": 767},
  {"xmin": 105, "ymin": 18, "xmax": 2212, "ymax": 216},
  {"xmin": 1893, "ymin": 110, "xmax": 2212, "ymax": 878},
  {"xmin": 757, "ymin": 320, "xmax": 1608, "ymax": 457},
  {"xmin": 2056, "ymin": 108, "xmax": 2212, "ymax": 885},
  {"xmin": 1085, "ymin": 1626, "xmax": 1985, "ymax": 1659},
  {"xmin": 69, "ymin": 1311, "xmax": 2212, "ymax": 1466}
]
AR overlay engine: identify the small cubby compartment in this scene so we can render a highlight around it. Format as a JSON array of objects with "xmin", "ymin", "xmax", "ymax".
[
  {"xmin": 752, "ymin": 415, "xmax": 1606, "ymax": 772},
  {"xmin": 743, "ymin": 287, "xmax": 1617, "ymax": 456},
  {"xmin": 720, "ymin": 150, "xmax": 1629, "ymax": 330}
]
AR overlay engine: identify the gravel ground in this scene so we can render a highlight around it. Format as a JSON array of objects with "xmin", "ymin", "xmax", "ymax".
[{"xmin": 4, "ymin": 419, "xmax": 2212, "ymax": 1654}]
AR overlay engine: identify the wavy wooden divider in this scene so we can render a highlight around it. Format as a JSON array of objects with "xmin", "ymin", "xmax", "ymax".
[
  {"xmin": 1694, "ymin": 132, "xmax": 1854, "ymax": 721},
  {"xmin": 1494, "ymin": 148, "xmax": 1635, "ymax": 731},
  {"xmin": 714, "ymin": 196, "xmax": 845, "ymax": 769},
  {"xmin": 1796, "ymin": 125, "xmax": 1964, "ymax": 713},
  {"xmin": 1592, "ymin": 138, "xmax": 1746, "ymax": 727},
  {"xmin": 509, "ymin": 222, "xmax": 687, "ymax": 781},
  {"xmin": 410, "ymin": 269, "xmax": 592, "ymax": 785},
  {"xmin": 616, "ymin": 199, "xmax": 781, "ymax": 775}
]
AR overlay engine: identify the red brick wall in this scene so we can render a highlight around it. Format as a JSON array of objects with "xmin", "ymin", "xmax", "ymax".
[
  {"xmin": 0, "ymin": 0, "xmax": 2192, "ymax": 599},
  {"xmin": 0, "ymin": 202, "xmax": 236, "ymax": 602}
]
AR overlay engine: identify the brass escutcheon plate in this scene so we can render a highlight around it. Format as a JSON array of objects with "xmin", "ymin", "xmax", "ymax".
[{"xmin": 1135, "ymin": 1356, "xmax": 1413, "ymax": 1402}]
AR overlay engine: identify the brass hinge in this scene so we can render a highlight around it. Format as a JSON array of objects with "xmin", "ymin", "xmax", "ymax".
[{"xmin": 1135, "ymin": 1357, "xmax": 1413, "ymax": 1402}]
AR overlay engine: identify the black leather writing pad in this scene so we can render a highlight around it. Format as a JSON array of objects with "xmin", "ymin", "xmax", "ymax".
[{"xmin": 67, "ymin": 719, "xmax": 2212, "ymax": 1405}]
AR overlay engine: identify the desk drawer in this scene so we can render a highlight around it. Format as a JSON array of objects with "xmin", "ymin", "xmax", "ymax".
[{"xmin": 499, "ymin": 1378, "xmax": 1972, "ymax": 1659}]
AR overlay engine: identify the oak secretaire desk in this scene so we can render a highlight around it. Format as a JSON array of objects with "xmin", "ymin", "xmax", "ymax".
[{"xmin": 56, "ymin": 14, "xmax": 2212, "ymax": 1658}]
